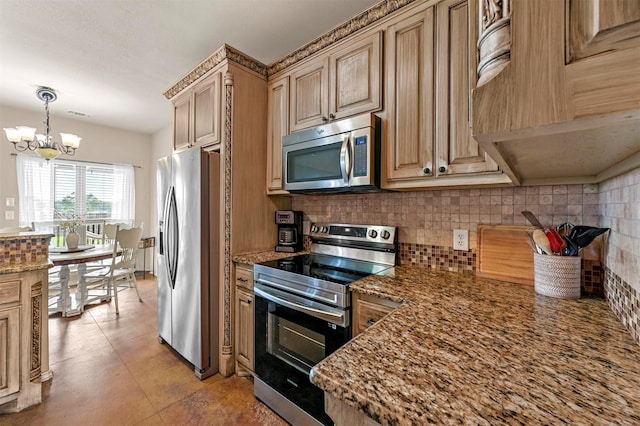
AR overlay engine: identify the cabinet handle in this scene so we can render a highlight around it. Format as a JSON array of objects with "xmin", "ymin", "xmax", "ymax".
[
  {"xmin": 238, "ymin": 277, "xmax": 248, "ymax": 283},
  {"xmin": 366, "ymin": 319, "xmax": 376, "ymax": 325},
  {"xmin": 329, "ymin": 113, "xmax": 335, "ymax": 119},
  {"xmin": 423, "ymin": 167, "xmax": 431, "ymax": 174},
  {"xmin": 439, "ymin": 166, "xmax": 446, "ymax": 173}
]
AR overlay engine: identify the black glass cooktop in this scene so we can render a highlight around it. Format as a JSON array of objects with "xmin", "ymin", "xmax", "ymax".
[{"xmin": 259, "ymin": 253, "xmax": 391, "ymax": 286}]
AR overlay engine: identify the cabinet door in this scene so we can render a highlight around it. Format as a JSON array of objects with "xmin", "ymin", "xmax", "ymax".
[
  {"xmin": 235, "ymin": 287, "xmax": 254, "ymax": 372},
  {"xmin": 384, "ymin": 7, "xmax": 436, "ymax": 182},
  {"xmin": 567, "ymin": 0, "xmax": 640, "ymax": 62},
  {"xmin": 352, "ymin": 293, "xmax": 400, "ymax": 336},
  {"xmin": 289, "ymin": 58, "xmax": 329, "ymax": 132},
  {"xmin": 173, "ymin": 91, "xmax": 191, "ymax": 151},
  {"xmin": 0, "ymin": 307, "xmax": 20, "ymax": 398},
  {"xmin": 435, "ymin": 0, "xmax": 499, "ymax": 176},
  {"xmin": 266, "ymin": 76, "xmax": 289, "ymax": 193},
  {"xmin": 193, "ymin": 71, "xmax": 221, "ymax": 148},
  {"xmin": 329, "ymin": 31, "xmax": 382, "ymax": 120}
]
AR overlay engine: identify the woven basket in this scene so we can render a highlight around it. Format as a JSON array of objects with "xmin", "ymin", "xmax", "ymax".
[{"xmin": 533, "ymin": 253, "xmax": 581, "ymax": 299}]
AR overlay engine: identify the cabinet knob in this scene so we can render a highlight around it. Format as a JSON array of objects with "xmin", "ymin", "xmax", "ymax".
[
  {"xmin": 247, "ymin": 299, "xmax": 252, "ymax": 305},
  {"xmin": 439, "ymin": 166, "xmax": 446, "ymax": 173},
  {"xmin": 329, "ymin": 113, "xmax": 335, "ymax": 120},
  {"xmin": 423, "ymin": 167, "xmax": 431, "ymax": 174},
  {"xmin": 322, "ymin": 116, "xmax": 329, "ymax": 122},
  {"xmin": 366, "ymin": 319, "xmax": 376, "ymax": 325}
]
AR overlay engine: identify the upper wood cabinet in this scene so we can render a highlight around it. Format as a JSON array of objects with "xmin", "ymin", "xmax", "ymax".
[
  {"xmin": 383, "ymin": 0, "xmax": 511, "ymax": 189},
  {"xmin": 567, "ymin": 0, "xmax": 640, "ymax": 62},
  {"xmin": 329, "ymin": 31, "xmax": 382, "ymax": 121},
  {"xmin": 435, "ymin": 0, "xmax": 500, "ymax": 177},
  {"xmin": 384, "ymin": 6, "xmax": 436, "ymax": 182},
  {"xmin": 472, "ymin": 0, "xmax": 640, "ymax": 185},
  {"xmin": 289, "ymin": 31, "xmax": 383, "ymax": 132},
  {"xmin": 172, "ymin": 71, "xmax": 222, "ymax": 151},
  {"xmin": 289, "ymin": 58, "xmax": 328, "ymax": 132},
  {"xmin": 266, "ymin": 76, "xmax": 289, "ymax": 194}
]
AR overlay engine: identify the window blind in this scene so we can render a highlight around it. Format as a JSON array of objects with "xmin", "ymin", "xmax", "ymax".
[{"xmin": 16, "ymin": 154, "xmax": 135, "ymax": 231}]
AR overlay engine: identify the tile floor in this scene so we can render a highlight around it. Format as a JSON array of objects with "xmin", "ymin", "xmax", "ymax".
[{"xmin": 0, "ymin": 277, "xmax": 288, "ymax": 426}]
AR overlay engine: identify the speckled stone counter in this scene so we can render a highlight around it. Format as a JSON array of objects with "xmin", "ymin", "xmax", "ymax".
[
  {"xmin": 232, "ymin": 250, "xmax": 308, "ymax": 265},
  {"xmin": 310, "ymin": 266, "xmax": 640, "ymax": 425}
]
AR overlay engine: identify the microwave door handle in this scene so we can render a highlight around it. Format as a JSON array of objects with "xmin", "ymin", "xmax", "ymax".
[{"xmin": 339, "ymin": 135, "xmax": 351, "ymax": 185}]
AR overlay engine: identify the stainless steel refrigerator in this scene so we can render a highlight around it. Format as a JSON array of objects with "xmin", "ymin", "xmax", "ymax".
[{"xmin": 156, "ymin": 148, "xmax": 219, "ymax": 379}]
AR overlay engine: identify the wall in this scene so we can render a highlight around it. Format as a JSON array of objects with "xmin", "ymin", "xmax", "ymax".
[
  {"xmin": 0, "ymin": 104, "xmax": 154, "ymax": 236},
  {"xmin": 293, "ymin": 183, "xmax": 599, "ymax": 265},
  {"xmin": 149, "ymin": 124, "xmax": 173, "ymax": 274},
  {"xmin": 599, "ymin": 167, "xmax": 640, "ymax": 343}
]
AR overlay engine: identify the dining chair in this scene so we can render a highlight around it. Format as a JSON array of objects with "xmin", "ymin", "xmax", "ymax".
[
  {"xmin": 85, "ymin": 221, "xmax": 122, "ymax": 272},
  {"xmin": 84, "ymin": 224, "xmax": 144, "ymax": 314}
]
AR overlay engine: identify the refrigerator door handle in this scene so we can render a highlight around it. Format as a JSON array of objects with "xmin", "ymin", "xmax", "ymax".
[{"xmin": 165, "ymin": 186, "xmax": 179, "ymax": 289}]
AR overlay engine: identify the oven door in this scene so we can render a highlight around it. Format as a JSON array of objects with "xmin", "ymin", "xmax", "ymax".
[{"xmin": 254, "ymin": 290, "xmax": 350, "ymax": 426}]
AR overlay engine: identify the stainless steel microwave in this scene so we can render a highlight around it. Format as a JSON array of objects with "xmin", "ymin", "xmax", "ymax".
[{"xmin": 282, "ymin": 113, "xmax": 381, "ymax": 193}]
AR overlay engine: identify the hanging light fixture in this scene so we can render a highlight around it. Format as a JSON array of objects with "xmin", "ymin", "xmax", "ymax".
[{"xmin": 4, "ymin": 86, "xmax": 81, "ymax": 160}]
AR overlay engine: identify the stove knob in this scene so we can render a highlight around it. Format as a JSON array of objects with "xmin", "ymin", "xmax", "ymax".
[
  {"xmin": 368, "ymin": 229, "xmax": 378, "ymax": 238},
  {"xmin": 322, "ymin": 226, "xmax": 328, "ymax": 233},
  {"xmin": 381, "ymin": 230, "xmax": 391, "ymax": 240},
  {"xmin": 311, "ymin": 225, "xmax": 318, "ymax": 233}
]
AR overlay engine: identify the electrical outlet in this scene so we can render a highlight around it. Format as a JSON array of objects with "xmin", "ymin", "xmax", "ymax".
[{"xmin": 453, "ymin": 229, "xmax": 468, "ymax": 251}]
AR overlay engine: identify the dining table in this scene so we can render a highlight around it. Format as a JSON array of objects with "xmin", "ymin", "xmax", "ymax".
[{"xmin": 48, "ymin": 244, "xmax": 120, "ymax": 317}]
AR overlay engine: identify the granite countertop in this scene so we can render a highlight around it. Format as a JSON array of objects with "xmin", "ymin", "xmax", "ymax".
[
  {"xmin": 310, "ymin": 266, "xmax": 640, "ymax": 425},
  {"xmin": 232, "ymin": 249, "xmax": 309, "ymax": 265},
  {"xmin": 0, "ymin": 231, "xmax": 54, "ymax": 240},
  {"xmin": 0, "ymin": 262, "xmax": 54, "ymax": 274}
]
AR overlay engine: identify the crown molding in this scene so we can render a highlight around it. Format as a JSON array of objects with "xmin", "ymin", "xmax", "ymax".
[
  {"xmin": 267, "ymin": 0, "xmax": 416, "ymax": 76},
  {"xmin": 163, "ymin": 44, "xmax": 267, "ymax": 100}
]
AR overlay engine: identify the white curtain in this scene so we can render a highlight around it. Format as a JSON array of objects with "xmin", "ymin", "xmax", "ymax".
[
  {"xmin": 109, "ymin": 163, "xmax": 135, "ymax": 227},
  {"xmin": 16, "ymin": 154, "xmax": 55, "ymax": 229}
]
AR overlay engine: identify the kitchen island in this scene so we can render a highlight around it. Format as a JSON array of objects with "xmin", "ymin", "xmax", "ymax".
[
  {"xmin": 310, "ymin": 266, "xmax": 640, "ymax": 425},
  {"xmin": 0, "ymin": 232, "xmax": 52, "ymax": 412}
]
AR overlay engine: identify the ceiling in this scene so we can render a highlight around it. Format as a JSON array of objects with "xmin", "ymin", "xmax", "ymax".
[{"xmin": 0, "ymin": 0, "xmax": 378, "ymax": 135}]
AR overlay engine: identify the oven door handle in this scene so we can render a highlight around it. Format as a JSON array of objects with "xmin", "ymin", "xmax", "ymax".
[{"xmin": 254, "ymin": 285, "xmax": 348, "ymax": 327}]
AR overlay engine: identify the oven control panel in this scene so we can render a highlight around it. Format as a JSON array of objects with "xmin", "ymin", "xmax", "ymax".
[{"xmin": 309, "ymin": 222, "xmax": 396, "ymax": 244}]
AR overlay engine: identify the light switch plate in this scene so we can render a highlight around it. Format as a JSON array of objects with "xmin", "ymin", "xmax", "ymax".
[
  {"xmin": 5, "ymin": 210, "xmax": 14, "ymax": 220},
  {"xmin": 5, "ymin": 197, "xmax": 15, "ymax": 207}
]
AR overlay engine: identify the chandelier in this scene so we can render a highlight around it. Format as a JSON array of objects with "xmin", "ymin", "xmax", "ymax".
[{"xmin": 4, "ymin": 86, "xmax": 81, "ymax": 160}]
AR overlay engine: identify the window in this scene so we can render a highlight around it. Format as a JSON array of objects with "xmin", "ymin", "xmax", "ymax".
[{"xmin": 16, "ymin": 154, "xmax": 135, "ymax": 234}]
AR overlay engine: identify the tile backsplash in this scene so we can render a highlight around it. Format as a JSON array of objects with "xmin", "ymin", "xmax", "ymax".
[
  {"xmin": 293, "ymin": 185, "xmax": 599, "ymax": 250},
  {"xmin": 598, "ymin": 168, "xmax": 640, "ymax": 345}
]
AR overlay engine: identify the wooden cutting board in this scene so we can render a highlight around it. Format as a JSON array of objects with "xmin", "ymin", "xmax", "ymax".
[{"xmin": 477, "ymin": 225, "xmax": 536, "ymax": 285}]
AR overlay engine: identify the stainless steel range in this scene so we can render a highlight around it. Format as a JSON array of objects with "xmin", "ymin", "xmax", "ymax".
[{"xmin": 253, "ymin": 222, "xmax": 397, "ymax": 426}]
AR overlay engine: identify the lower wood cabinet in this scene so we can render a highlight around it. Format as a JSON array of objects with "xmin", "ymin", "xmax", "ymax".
[
  {"xmin": 0, "ymin": 269, "xmax": 48, "ymax": 413},
  {"xmin": 234, "ymin": 263, "xmax": 254, "ymax": 375},
  {"xmin": 352, "ymin": 292, "xmax": 401, "ymax": 336}
]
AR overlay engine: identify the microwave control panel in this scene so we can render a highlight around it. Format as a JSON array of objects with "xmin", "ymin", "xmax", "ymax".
[{"xmin": 353, "ymin": 136, "xmax": 368, "ymax": 177}]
